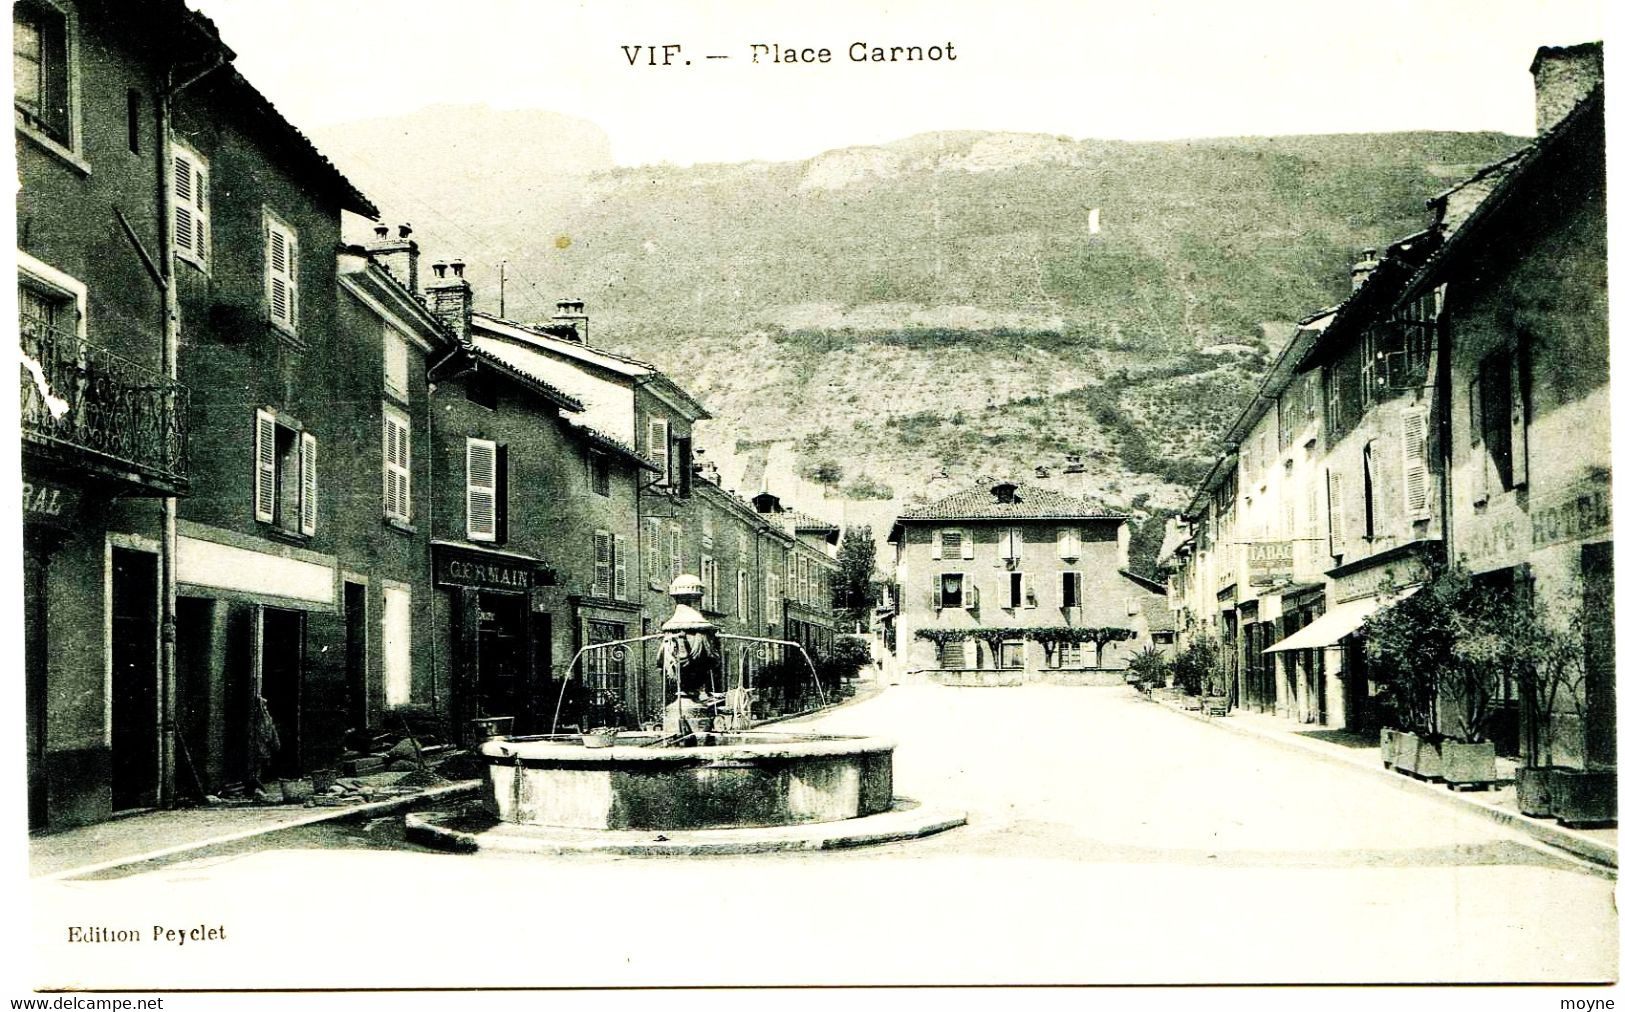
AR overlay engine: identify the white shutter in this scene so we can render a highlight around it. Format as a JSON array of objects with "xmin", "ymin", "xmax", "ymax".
[
  {"xmin": 960, "ymin": 529, "xmax": 973, "ymax": 560},
  {"xmin": 614, "ymin": 534, "xmax": 628, "ymax": 600},
  {"xmin": 384, "ymin": 330, "xmax": 410, "ymax": 402},
  {"xmin": 466, "ymin": 438, "xmax": 498, "ymax": 541},
  {"xmin": 1327, "ymin": 471, "xmax": 1346, "ymax": 556},
  {"xmin": 383, "ymin": 407, "xmax": 410, "ymax": 521},
  {"xmin": 931, "ymin": 530, "xmax": 942, "ymax": 560},
  {"xmin": 1023, "ymin": 574, "xmax": 1037, "ymax": 608},
  {"xmin": 1012, "ymin": 528, "xmax": 1023, "ymax": 561},
  {"xmin": 649, "ymin": 418, "xmax": 670, "ymax": 483},
  {"xmin": 299, "ymin": 432, "xmax": 318, "ymax": 536},
  {"xmin": 254, "ymin": 409, "xmax": 277, "ymax": 523},
  {"xmin": 1060, "ymin": 528, "xmax": 1079, "ymax": 560},
  {"xmin": 593, "ymin": 531, "xmax": 613, "ymax": 596},
  {"xmin": 966, "ymin": 579, "xmax": 978, "ymax": 609},
  {"xmin": 645, "ymin": 518, "xmax": 662, "ymax": 587},
  {"xmin": 670, "ymin": 522, "xmax": 683, "ymax": 581},
  {"xmin": 1056, "ymin": 572, "xmax": 1065, "ymax": 610},
  {"xmin": 266, "ymin": 218, "xmax": 298, "ymax": 330},
  {"xmin": 932, "ymin": 573, "xmax": 943, "ymax": 610},
  {"xmin": 1402, "ymin": 408, "xmax": 1430, "ymax": 520},
  {"xmin": 174, "ymin": 149, "xmax": 208, "ymax": 266}
]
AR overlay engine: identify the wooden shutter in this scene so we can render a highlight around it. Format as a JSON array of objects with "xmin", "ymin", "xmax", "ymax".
[
  {"xmin": 174, "ymin": 149, "xmax": 207, "ymax": 266},
  {"xmin": 649, "ymin": 418, "xmax": 670, "ymax": 484},
  {"xmin": 965, "ymin": 579, "xmax": 978, "ymax": 609},
  {"xmin": 1510, "ymin": 342, "xmax": 1528, "ymax": 488},
  {"xmin": 254, "ymin": 409, "xmax": 277, "ymax": 523},
  {"xmin": 1060, "ymin": 528, "xmax": 1079, "ymax": 559},
  {"xmin": 614, "ymin": 534, "xmax": 628, "ymax": 600},
  {"xmin": 960, "ymin": 529, "xmax": 973, "ymax": 560},
  {"xmin": 466, "ymin": 438, "xmax": 498, "ymax": 541},
  {"xmin": 266, "ymin": 217, "xmax": 298, "ymax": 330},
  {"xmin": 1401, "ymin": 407, "xmax": 1430, "ymax": 520},
  {"xmin": 1023, "ymin": 573, "xmax": 1037, "ymax": 608},
  {"xmin": 299, "ymin": 432, "xmax": 318, "ymax": 536},
  {"xmin": 592, "ymin": 531, "xmax": 613, "ymax": 596},
  {"xmin": 494, "ymin": 445, "xmax": 509, "ymax": 542},
  {"xmin": 1326, "ymin": 471, "xmax": 1346, "ymax": 556},
  {"xmin": 645, "ymin": 518, "xmax": 662, "ymax": 586},
  {"xmin": 931, "ymin": 530, "xmax": 942, "ymax": 560},
  {"xmin": 1056, "ymin": 572, "xmax": 1066, "ymax": 610},
  {"xmin": 383, "ymin": 408, "xmax": 410, "ymax": 521},
  {"xmin": 932, "ymin": 573, "xmax": 943, "ymax": 610},
  {"xmin": 668, "ymin": 522, "xmax": 682, "ymax": 581}
]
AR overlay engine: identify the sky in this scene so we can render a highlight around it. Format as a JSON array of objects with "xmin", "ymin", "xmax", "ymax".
[{"xmin": 188, "ymin": 0, "xmax": 1607, "ymax": 167}]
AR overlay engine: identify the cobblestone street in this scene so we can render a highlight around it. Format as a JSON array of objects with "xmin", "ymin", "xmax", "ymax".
[{"xmin": 30, "ymin": 685, "xmax": 1616, "ymax": 988}]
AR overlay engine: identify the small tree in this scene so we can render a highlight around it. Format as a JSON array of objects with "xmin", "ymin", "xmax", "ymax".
[
  {"xmin": 1126, "ymin": 646, "xmax": 1170, "ymax": 692},
  {"xmin": 1364, "ymin": 569, "xmax": 1458, "ymax": 738},
  {"xmin": 1171, "ymin": 632, "xmax": 1222, "ymax": 697},
  {"xmin": 834, "ymin": 525, "xmax": 877, "ymax": 628},
  {"xmin": 1505, "ymin": 600, "xmax": 1587, "ymax": 768}
]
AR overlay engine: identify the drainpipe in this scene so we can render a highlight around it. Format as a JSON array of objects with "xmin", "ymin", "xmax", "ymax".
[{"xmin": 155, "ymin": 51, "xmax": 227, "ymax": 809}]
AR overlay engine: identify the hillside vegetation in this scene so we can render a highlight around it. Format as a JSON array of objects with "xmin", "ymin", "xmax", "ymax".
[{"xmin": 317, "ymin": 115, "xmax": 1526, "ymax": 562}]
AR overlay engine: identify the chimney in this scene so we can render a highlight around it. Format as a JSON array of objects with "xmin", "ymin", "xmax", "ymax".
[
  {"xmin": 365, "ymin": 223, "xmax": 420, "ymax": 294},
  {"xmin": 425, "ymin": 260, "xmax": 472, "ymax": 342},
  {"xmin": 751, "ymin": 491, "xmax": 782, "ymax": 515},
  {"xmin": 553, "ymin": 299, "xmax": 588, "ymax": 345},
  {"xmin": 1531, "ymin": 42, "xmax": 1602, "ymax": 135},
  {"xmin": 1350, "ymin": 247, "xmax": 1379, "ymax": 291}
]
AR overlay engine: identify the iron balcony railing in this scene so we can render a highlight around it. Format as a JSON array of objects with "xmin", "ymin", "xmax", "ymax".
[{"xmin": 19, "ymin": 317, "xmax": 189, "ymax": 488}]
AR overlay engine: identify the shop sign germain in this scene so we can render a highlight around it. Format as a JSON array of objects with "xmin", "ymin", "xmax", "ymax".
[{"xmin": 433, "ymin": 545, "xmax": 534, "ymax": 592}]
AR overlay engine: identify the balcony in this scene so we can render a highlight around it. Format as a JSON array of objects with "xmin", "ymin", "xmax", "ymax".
[{"xmin": 19, "ymin": 318, "xmax": 189, "ymax": 495}]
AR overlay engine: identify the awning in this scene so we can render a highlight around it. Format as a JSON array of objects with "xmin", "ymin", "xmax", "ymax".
[{"xmin": 1264, "ymin": 586, "xmax": 1419, "ymax": 653}]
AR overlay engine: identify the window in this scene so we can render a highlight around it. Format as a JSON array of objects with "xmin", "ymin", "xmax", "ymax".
[
  {"xmin": 999, "ymin": 640, "xmax": 1025, "ymax": 671},
  {"xmin": 937, "ymin": 529, "xmax": 971, "ymax": 561},
  {"xmin": 584, "ymin": 620, "xmax": 629, "ymax": 724},
  {"xmin": 382, "ymin": 584, "xmax": 411, "ymax": 707},
  {"xmin": 14, "ymin": 1, "xmax": 71, "ymax": 146},
  {"xmin": 935, "ymin": 572, "xmax": 966, "ymax": 610},
  {"xmin": 1005, "ymin": 571, "xmax": 1035, "ymax": 609},
  {"xmin": 644, "ymin": 518, "xmax": 664, "ymax": 589},
  {"xmin": 384, "ymin": 328, "xmax": 410, "ymax": 402},
  {"xmin": 1401, "ymin": 408, "xmax": 1430, "ymax": 521},
  {"xmin": 648, "ymin": 417, "xmax": 670, "ymax": 484},
  {"xmin": 667, "ymin": 522, "xmax": 683, "ymax": 583},
  {"xmin": 265, "ymin": 210, "xmax": 299, "ymax": 334},
  {"xmin": 1057, "ymin": 642, "xmax": 1086, "ymax": 669},
  {"xmin": 254, "ymin": 408, "xmax": 316, "ymax": 536},
  {"xmin": 999, "ymin": 528, "xmax": 1023, "ymax": 563},
  {"xmin": 1477, "ymin": 344, "xmax": 1528, "ymax": 494},
  {"xmin": 1059, "ymin": 571, "xmax": 1082, "ymax": 609},
  {"xmin": 1361, "ymin": 441, "xmax": 1378, "ymax": 540},
  {"xmin": 173, "ymin": 145, "xmax": 209, "ymax": 270},
  {"xmin": 589, "ymin": 451, "xmax": 611, "ymax": 497},
  {"xmin": 382, "ymin": 405, "xmax": 410, "ymax": 523},
  {"xmin": 700, "ymin": 554, "xmax": 718, "ymax": 604},
  {"xmin": 592, "ymin": 531, "xmax": 627, "ymax": 599},
  {"xmin": 941, "ymin": 640, "xmax": 966, "ymax": 670},
  {"xmin": 1325, "ymin": 470, "xmax": 1345, "ymax": 557},
  {"xmin": 1058, "ymin": 528, "xmax": 1082, "ymax": 560},
  {"xmin": 465, "ymin": 438, "xmax": 506, "ymax": 542},
  {"xmin": 126, "ymin": 89, "xmax": 140, "ymax": 154}
]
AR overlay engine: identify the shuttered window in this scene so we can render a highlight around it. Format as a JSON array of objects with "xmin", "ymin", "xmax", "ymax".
[
  {"xmin": 383, "ymin": 405, "xmax": 410, "ymax": 522},
  {"xmin": 941, "ymin": 640, "xmax": 965, "ymax": 670},
  {"xmin": 649, "ymin": 417, "xmax": 670, "ymax": 484},
  {"xmin": 1058, "ymin": 528, "xmax": 1081, "ymax": 560},
  {"xmin": 1401, "ymin": 407, "xmax": 1430, "ymax": 520},
  {"xmin": 667, "ymin": 522, "xmax": 682, "ymax": 582},
  {"xmin": 645, "ymin": 518, "xmax": 664, "ymax": 589},
  {"xmin": 173, "ymin": 145, "xmax": 208, "ymax": 269},
  {"xmin": 466, "ymin": 438, "xmax": 498, "ymax": 541},
  {"xmin": 1326, "ymin": 471, "xmax": 1346, "ymax": 557},
  {"xmin": 254, "ymin": 409, "xmax": 278, "ymax": 524},
  {"xmin": 592, "ymin": 531, "xmax": 614, "ymax": 597},
  {"xmin": 265, "ymin": 212, "xmax": 298, "ymax": 333},
  {"xmin": 999, "ymin": 528, "xmax": 1023, "ymax": 562},
  {"xmin": 940, "ymin": 530, "xmax": 962, "ymax": 560},
  {"xmin": 614, "ymin": 534, "xmax": 628, "ymax": 600},
  {"xmin": 299, "ymin": 432, "xmax": 318, "ymax": 536}
]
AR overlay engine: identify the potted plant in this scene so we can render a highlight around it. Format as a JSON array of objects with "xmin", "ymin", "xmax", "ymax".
[
  {"xmin": 1499, "ymin": 603, "xmax": 1587, "ymax": 818},
  {"xmin": 1365, "ymin": 567, "xmax": 1453, "ymax": 780},
  {"xmin": 1438, "ymin": 583, "xmax": 1510, "ymax": 788}
]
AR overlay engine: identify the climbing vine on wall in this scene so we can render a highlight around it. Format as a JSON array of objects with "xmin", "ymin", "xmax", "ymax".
[{"xmin": 914, "ymin": 625, "xmax": 1137, "ymax": 667}]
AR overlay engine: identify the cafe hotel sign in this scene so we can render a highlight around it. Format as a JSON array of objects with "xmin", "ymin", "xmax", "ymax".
[{"xmin": 433, "ymin": 543, "xmax": 537, "ymax": 592}]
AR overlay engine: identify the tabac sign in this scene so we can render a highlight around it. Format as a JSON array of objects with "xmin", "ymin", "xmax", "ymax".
[
  {"xmin": 433, "ymin": 544, "xmax": 536, "ymax": 592},
  {"xmin": 1247, "ymin": 540, "xmax": 1294, "ymax": 588}
]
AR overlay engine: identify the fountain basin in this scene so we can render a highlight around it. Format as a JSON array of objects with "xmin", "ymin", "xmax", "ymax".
[{"xmin": 479, "ymin": 732, "xmax": 894, "ymax": 831}]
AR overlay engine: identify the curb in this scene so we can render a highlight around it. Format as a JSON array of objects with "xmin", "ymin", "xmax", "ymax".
[
  {"xmin": 404, "ymin": 798, "xmax": 968, "ymax": 856},
  {"xmin": 756, "ymin": 681, "xmax": 887, "ymax": 726},
  {"xmin": 1146, "ymin": 694, "xmax": 1618, "ymax": 872},
  {"xmin": 35, "ymin": 781, "xmax": 482, "ymax": 881}
]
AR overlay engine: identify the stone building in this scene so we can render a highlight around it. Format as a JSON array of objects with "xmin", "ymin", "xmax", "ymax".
[
  {"xmin": 18, "ymin": 0, "xmax": 379, "ymax": 827},
  {"xmin": 890, "ymin": 479, "xmax": 1164, "ymax": 684}
]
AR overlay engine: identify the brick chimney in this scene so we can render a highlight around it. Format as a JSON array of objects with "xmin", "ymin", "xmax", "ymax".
[
  {"xmin": 366, "ymin": 223, "xmax": 420, "ymax": 294},
  {"xmin": 425, "ymin": 260, "xmax": 472, "ymax": 342},
  {"xmin": 1350, "ymin": 247, "xmax": 1379, "ymax": 291},
  {"xmin": 1531, "ymin": 42, "xmax": 1602, "ymax": 135},
  {"xmin": 552, "ymin": 299, "xmax": 588, "ymax": 345}
]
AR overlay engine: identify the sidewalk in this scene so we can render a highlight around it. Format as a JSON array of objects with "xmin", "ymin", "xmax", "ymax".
[
  {"xmin": 1151, "ymin": 692, "xmax": 1618, "ymax": 871},
  {"xmin": 30, "ymin": 780, "xmax": 478, "ymax": 880}
]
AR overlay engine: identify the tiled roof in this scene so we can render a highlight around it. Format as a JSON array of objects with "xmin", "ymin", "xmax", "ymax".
[
  {"xmin": 466, "ymin": 345, "xmax": 585, "ymax": 411},
  {"xmin": 783, "ymin": 509, "xmax": 840, "ymax": 533},
  {"xmin": 895, "ymin": 480, "xmax": 1127, "ymax": 523},
  {"xmin": 563, "ymin": 418, "xmax": 659, "ymax": 472}
]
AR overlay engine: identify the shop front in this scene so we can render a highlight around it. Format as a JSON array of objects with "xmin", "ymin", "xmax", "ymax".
[{"xmin": 432, "ymin": 542, "xmax": 547, "ymax": 742}]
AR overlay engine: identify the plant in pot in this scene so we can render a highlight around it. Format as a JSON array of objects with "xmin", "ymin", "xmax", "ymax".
[
  {"xmin": 1365, "ymin": 568, "xmax": 1453, "ymax": 778},
  {"xmin": 1126, "ymin": 647, "xmax": 1169, "ymax": 697},
  {"xmin": 1438, "ymin": 585, "xmax": 1511, "ymax": 788},
  {"xmin": 1171, "ymin": 633, "xmax": 1220, "ymax": 710},
  {"xmin": 1503, "ymin": 602, "xmax": 1589, "ymax": 819}
]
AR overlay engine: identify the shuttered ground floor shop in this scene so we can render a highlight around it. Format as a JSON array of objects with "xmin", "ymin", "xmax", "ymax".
[
  {"xmin": 172, "ymin": 521, "xmax": 342, "ymax": 795},
  {"xmin": 434, "ymin": 541, "xmax": 555, "ymax": 742}
]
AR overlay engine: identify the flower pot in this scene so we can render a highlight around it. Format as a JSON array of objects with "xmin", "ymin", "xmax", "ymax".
[
  {"xmin": 1379, "ymin": 728, "xmax": 1400, "ymax": 769},
  {"xmin": 1516, "ymin": 766, "xmax": 1554, "ymax": 818},
  {"xmin": 1203, "ymin": 695, "xmax": 1230, "ymax": 716},
  {"xmin": 1550, "ymin": 767, "xmax": 1617, "ymax": 828},
  {"xmin": 1392, "ymin": 731, "xmax": 1420, "ymax": 775},
  {"xmin": 1414, "ymin": 738, "xmax": 1444, "ymax": 781},
  {"xmin": 581, "ymin": 731, "xmax": 619, "ymax": 749},
  {"xmin": 1441, "ymin": 739, "xmax": 1496, "ymax": 786}
]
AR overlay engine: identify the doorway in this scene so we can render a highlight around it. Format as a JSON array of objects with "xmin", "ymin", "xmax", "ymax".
[
  {"xmin": 475, "ymin": 592, "xmax": 528, "ymax": 721},
  {"xmin": 260, "ymin": 608, "xmax": 305, "ymax": 780},
  {"xmin": 110, "ymin": 547, "xmax": 160, "ymax": 811},
  {"xmin": 344, "ymin": 581, "xmax": 368, "ymax": 739}
]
